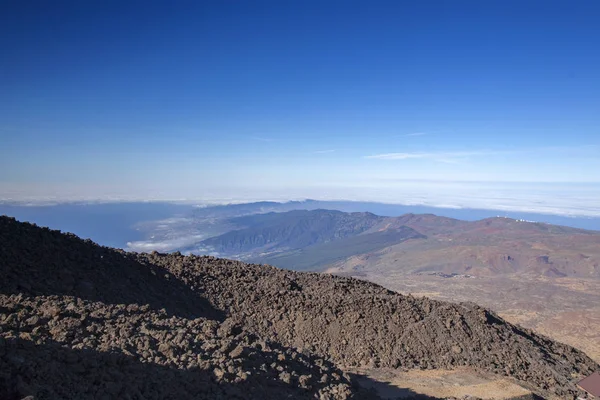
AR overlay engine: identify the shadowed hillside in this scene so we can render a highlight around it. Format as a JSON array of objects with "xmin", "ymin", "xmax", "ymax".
[
  {"xmin": 259, "ymin": 226, "xmax": 424, "ymax": 271},
  {"xmin": 0, "ymin": 216, "xmax": 222, "ymax": 320},
  {"xmin": 199, "ymin": 209, "xmax": 384, "ymax": 255}
]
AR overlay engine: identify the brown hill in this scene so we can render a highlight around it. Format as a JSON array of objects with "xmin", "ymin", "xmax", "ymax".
[
  {"xmin": 1, "ymin": 216, "xmax": 598, "ymax": 399},
  {"xmin": 344, "ymin": 214, "xmax": 600, "ymax": 278}
]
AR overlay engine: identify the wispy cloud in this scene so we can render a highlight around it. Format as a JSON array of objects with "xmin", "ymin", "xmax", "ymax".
[
  {"xmin": 403, "ymin": 132, "xmax": 427, "ymax": 137},
  {"xmin": 365, "ymin": 150, "xmax": 490, "ymax": 160},
  {"xmin": 249, "ymin": 136, "xmax": 273, "ymax": 142},
  {"xmin": 365, "ymin": 145, "xmax": 600, "ymax": 162},
  {"xmin": 313, "ymin": 149, "xmax": 336, "ymax": 154}
]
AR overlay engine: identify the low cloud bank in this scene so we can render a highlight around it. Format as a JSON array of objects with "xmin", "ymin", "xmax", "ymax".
[
  {"xmin": 126, "ymin": 234, "xmax": 206, "ymax": 253},
  {"xmin": 2, "ymin": 181, "xmax": 600, "ymax": 218}
]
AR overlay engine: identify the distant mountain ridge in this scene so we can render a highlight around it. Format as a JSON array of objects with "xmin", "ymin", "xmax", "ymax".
[{"xmin": 192, "ymin": 209, "xmax": 600, "ymax": 279}]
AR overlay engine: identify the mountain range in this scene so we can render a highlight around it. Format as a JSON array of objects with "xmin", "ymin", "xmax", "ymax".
[{"xmin": 193, "ymin": 209, "xmax": 600, "ymax": 279}]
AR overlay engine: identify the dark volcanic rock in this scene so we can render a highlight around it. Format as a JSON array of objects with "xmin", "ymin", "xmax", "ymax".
[
  {"xmin": 0, "ymin": 295, "xmax": 356, "ymax": 400},
  {"xmin": 1, "ymin": 216, "xmax": 598, "ymax": 399},
  {"xmin": 0, "ymin": 216, "xmax": 220, "ymax": 320},
  {"xmin": 0, "ymin": 217, "xmax": 359, "ymax": 400},
  {"xmin": 147, "ymin": 254, "xmax": 598, "ymax": 398}
]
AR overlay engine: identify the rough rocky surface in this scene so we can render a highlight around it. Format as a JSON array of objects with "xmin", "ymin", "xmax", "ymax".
[
  {"xmin": 0, "ymin": 217, "xmax": 361, "ymax": 400},
  {"xmin": 1, "ymin": 216, "xmax": 598, "ymax": 399},
  {"xmin": 147, "ymin": 254, "xmax": 597, "ymax": 398},
  {"xmin": 0, "ymin": 295, "xmax": 357, "ymax": 400}
]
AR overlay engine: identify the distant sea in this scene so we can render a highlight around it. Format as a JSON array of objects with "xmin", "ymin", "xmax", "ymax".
[{"xmin": 0, "ymin": 202, "xmax": 192, "ymax": 249}]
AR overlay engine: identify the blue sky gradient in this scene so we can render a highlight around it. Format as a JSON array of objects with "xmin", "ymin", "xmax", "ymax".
[{"xmin": 1, "ymin": 1, "xmax": 599, "ymax": 212}]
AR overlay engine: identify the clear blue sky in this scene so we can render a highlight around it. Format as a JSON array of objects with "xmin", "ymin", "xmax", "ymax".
[{"xmin": 1, "ymin": 1, "xmax": 599, "ymax": 209}]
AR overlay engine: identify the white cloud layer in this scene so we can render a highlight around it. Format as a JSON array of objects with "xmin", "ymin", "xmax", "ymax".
[
  {"xmin": 2, "ymin": 180, "xmax": 600, "ymax": 217},
  {"xmin": 126, "ymin": 234, "xmax": 206, "ymax": 252}
]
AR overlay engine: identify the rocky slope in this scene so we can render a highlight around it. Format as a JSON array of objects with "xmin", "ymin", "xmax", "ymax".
[
  {"xmin": 1, "ymin": 295, "xmax": 357, "ymax": 400},
  {"xmin": 0, "ymin": 217, "xmax": 360, "ymax": 400},
  {"xmin": 146, "ymin": 254, "xmax": 597, "ymax": 398},
  {"xmin": 1, "ymin": 216, "xmax": 598, "ymax": 399}
]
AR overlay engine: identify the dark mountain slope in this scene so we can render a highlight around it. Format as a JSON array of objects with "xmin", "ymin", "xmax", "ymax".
[
  {"xmin": 200, "ymin": 209, "xmax": 383, "ymax": 255},
  {"xmin": 0, "ymin": 216, "xmax": 219, "ymax": 320},
  {"xmin": 257, "ymin": 226, "xmax": 424, "ymax": 271},
  {"xmin": 1, "ymin": 216, "xmax": 598, "ymax": 399}
]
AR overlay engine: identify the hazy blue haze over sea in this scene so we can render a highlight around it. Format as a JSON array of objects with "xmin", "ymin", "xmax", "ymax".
[{"xmin": 0, "ymin": 203, "xmax": 191, "ymax": 249}]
